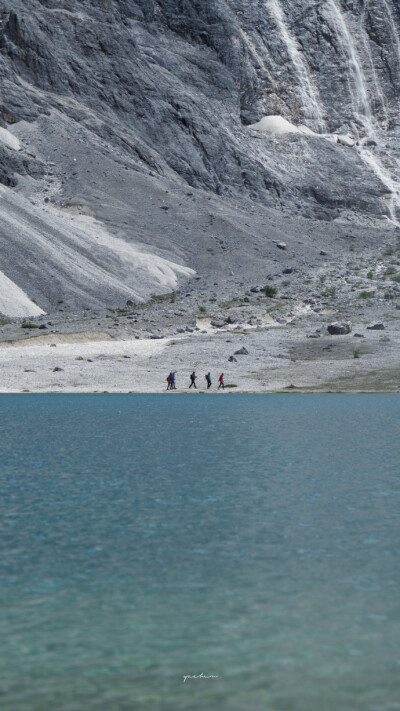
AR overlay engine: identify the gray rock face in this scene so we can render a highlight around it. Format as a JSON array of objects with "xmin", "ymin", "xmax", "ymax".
[
  {"xmin": 0, "ymin": 1, "xmax": 400, "ymax": 312},
  {"xmin": 327, "ymin": 322, "xmax": 352, "ymax": 335},
  {"xmin": 1, "ymin": 0, "xmax": 400, "ymax": 218}
]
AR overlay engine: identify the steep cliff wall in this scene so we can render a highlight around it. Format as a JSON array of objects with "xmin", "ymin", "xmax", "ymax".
[
  {"xmin": 0, "ymin": 0, "xmax": 399, "ymax": 312},
  {"xmin": 1, "ymin": 0, "xmax": 400, "ymax": 213}
]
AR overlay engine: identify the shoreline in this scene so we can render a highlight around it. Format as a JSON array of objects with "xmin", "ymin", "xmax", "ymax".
[{"xmin": 0, "ymin": 321, "xmax": 398, "ymax": 394}]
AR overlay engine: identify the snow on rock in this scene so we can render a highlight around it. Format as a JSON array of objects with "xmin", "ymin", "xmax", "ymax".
[
  {"xmin": 92, "ymin": 228, "xmax": 195, "ymax": 292},
  {"xmin": 248, "ymin": 116, "xmax": 315, "ymax": 136},
  {"xmin": 0, "ymin": 270, "xmax": 45, "ymax": 317},
  {"xmin": 248, "ymin": 116, "xmax": 355, "ymax": 149},
  {"xmin": 0, "ymin": 185, "xmax": 195, "ymax": 312},
  {"xmin": 0, "ymin": 127, "xmax": 21, "ymax": 151}
]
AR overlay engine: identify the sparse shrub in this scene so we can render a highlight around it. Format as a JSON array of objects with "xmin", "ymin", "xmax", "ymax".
[
  {"xmin": 21, "ymin": 323, "xmax": 39, "ymax": 329},
  {"xmin": 393, "ymin": 275, "xmax": 400, "ymax": 283},
  {"xmin": 225, "ymin": 384, "xmax": 238, "ymax": 388},
  {"xmin": 282, "ymin": 280, "xmax": 290, "ymax": 286},
  {"xmin": 170, "ymin": 292, "xmax": 176, "ymax": 303},
  {"xmin": 321, "ymin": 286, "xmax": 336, "ymax": 297},
  {"xmin": 319, "ymin": 275, "xmax": 326, "ymax": 283},
  {"xmin": 359, "ymin": 290, "xmax": 374, "ymax": 299},
  {"xmin": 353, "ymin": 349, "xmax": 361, "ymax": 359},
  {"xmin": 264, "ymin": 285, "xmax": 277, "ymax": 297},
  {"xmin": 385, "ymin": 266, "xmax": 397, "ymax": 275},
  {"xmin": 367, "ymin": 271, "xmax": 373, "ymax": 279},
  {"xmin": 199, "ymin": 306, "xmax": 206, "ymax": 313}
]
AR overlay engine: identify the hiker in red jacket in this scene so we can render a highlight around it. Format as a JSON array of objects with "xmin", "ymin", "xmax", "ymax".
[{"xmin": 218, "ymin": 373, "xmax": 224, "ymax": 390}]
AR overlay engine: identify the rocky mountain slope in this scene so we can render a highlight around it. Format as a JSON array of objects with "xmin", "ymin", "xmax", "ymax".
[{"xmin": 0, "ymin": 0, "xmax": 399, "ymax": 315}]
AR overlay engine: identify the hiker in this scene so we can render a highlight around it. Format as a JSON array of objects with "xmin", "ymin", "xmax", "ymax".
[
  {"xmin": 218, "ymin": 373, "xmax": 224, "ymax": 390},
  {"xmin": 170, "ymin": 372, "xmax": 176, "ymax": 390},
  {"xmin": 189, "ymin": 371, "xmax": 197, "ymax": 389},
  {"xmin": 205, "ymin": 372, "xmax": 212, "ymax": 389},
  {"xmin": 166, "ymin": 373, "xmax": 172, "ymax": 390}
]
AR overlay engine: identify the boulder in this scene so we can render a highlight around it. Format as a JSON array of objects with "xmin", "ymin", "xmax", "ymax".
[
  {"xmin": 234, "ymin": 346, "xmax": 249, "ymax": 355},
  {"xmin": 366, "ymin": 322, "xmax": 385, "ymax": 330},
  {"xmin": 211, "ymin": 320, "xmax": 225, "ymax": 328},
  {"xmin": 228, "ymin": 355, "xmax": 237, "ymax": 362},
  {"xmin": 337, "ymin": 134, "xmax": 355, "ymax": 147},
  {"xmin": 327, "ymin": 322, "xmax": 352, "ymax": 335}
]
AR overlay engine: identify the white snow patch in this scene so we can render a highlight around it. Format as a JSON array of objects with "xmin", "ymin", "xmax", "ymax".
[
  {"xmin": 92, "ymin": 228, "xmax": 195, "ymax": 291},
  {"xmin": 0, "ymin": 127, "xmax": 20, "ymax": 151},
  {"xmin": 0, "ymin": 186, "xmax": 195, "ymax": 306},
  {"xmin": 248, "ymin": 115, "xmax": 355, "ymax": 147},
  {"xmin": 0, "ymin": 270, "xmax": 45, "ymax": 317},
  {"xmin": 249, "ymin": 116, "xmax": 315, "ymax": 136}
]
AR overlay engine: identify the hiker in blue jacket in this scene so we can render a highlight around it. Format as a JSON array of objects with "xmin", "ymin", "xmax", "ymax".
[{"xmin": 189, "ymin": 371, "xmax": 197, "ymax": 389}]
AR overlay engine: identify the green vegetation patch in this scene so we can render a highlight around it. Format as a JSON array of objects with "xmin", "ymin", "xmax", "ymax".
[{"xmin": 321, "ymin": 286, "xmax": 337, "ymax": 297}]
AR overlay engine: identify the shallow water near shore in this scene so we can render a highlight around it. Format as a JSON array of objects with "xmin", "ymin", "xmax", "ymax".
[{"xmin": 0, "ymin": 394, "xmax": 399, "ymax": 710}]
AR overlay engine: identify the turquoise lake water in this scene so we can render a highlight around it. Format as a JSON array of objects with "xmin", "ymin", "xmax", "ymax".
[{"xmin": 0, "ymin": 394, "xmax": 399, "ymax": 710}]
